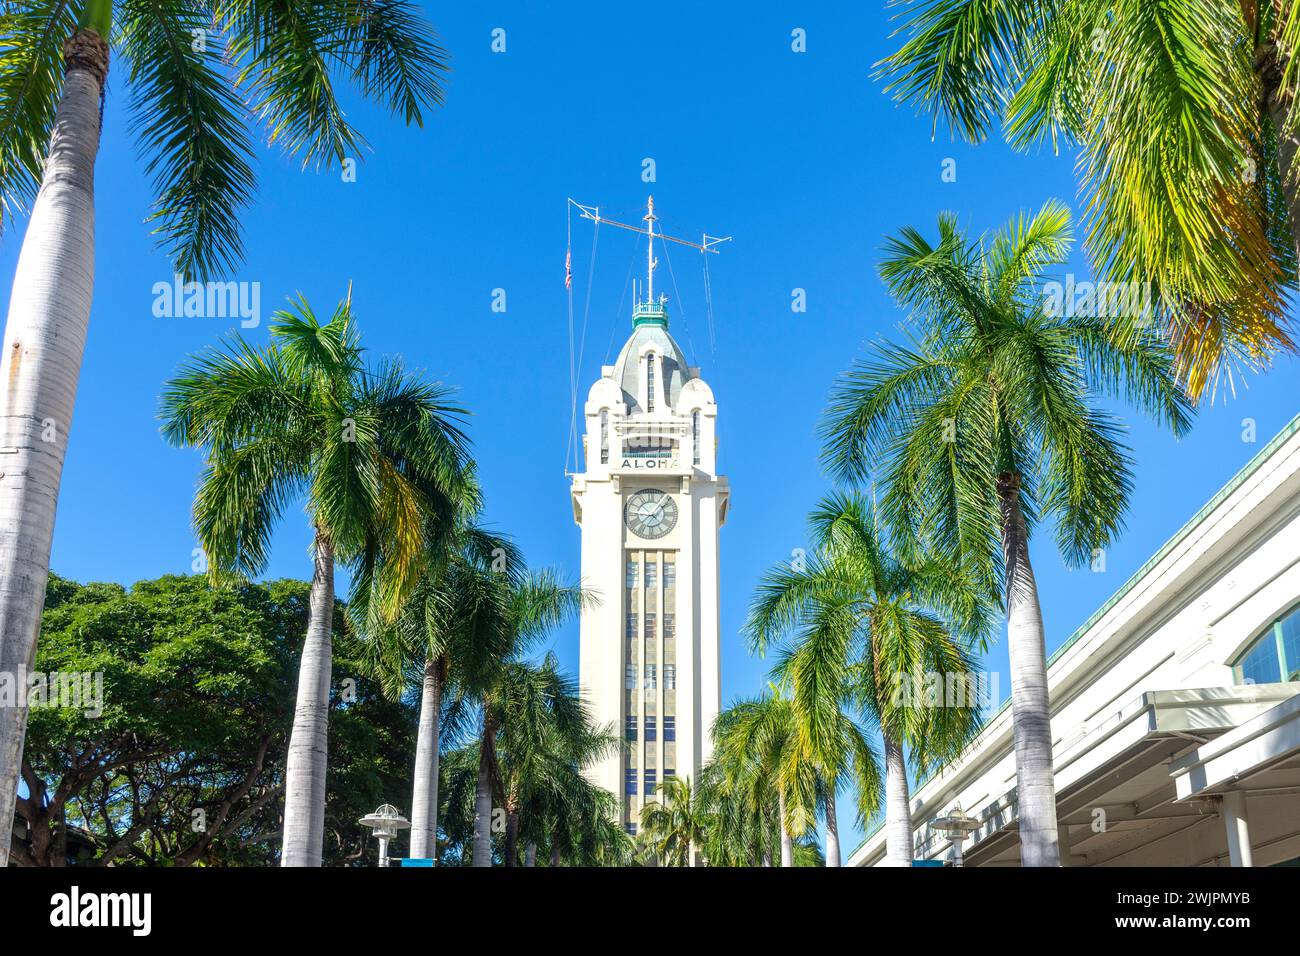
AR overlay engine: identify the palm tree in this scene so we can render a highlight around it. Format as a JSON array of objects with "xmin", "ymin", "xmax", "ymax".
[
  {"xmin": 747, "ymin": 492, "xmax": 984, "ymax": 867},
  {"xmin": 694, "ymin": 762, "xmax": 776, "ymax": 866},
  {"xmin": 160, "ymin": 294, "xmax": 474, "ymax": 866},
  {"xmin": 355, "ymin": 524, "xmax": 521, "ymax": 861},
  {"xmin": 0, "ymin": 0, "xmax": 450, "ymax": 863},
  {"xmin": 820, "ymin": 203, "xmax": 1194, "ymax": 865},
  {"xmin": 712, "ymin": 690, "xmax": 818, "ymax": 868},
  {"xmin": 443, "ymin": 570, "xmax": 586, "ymax": 867},
  {"xmin": 639, "ymin": 775, "xmax": 711, "ymax": 866},
  {"xmin": 877, "ymin": 0, "xmax": 1298, "ymax": 398}
]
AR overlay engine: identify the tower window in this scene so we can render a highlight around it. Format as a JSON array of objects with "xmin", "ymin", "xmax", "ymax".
[
  {"xmin": 626, "ymin": 558, "xmax": 637, "ymax": 589},
  {"xmin": 625, "ymin": 769, "xmax": 637, "ymax": 795},
  {"xmin": 625, "ymin": 613, "xmax": 637, "ymax": 640},
  {"xmin": 663, "ymin": 614, "xmax": 675, "ymax": 640},
  {"xmin": 600, "ymin": 409, "xmax": 609, "ymax": 464},
  {"xmin": 692, "ymin": 410, "xmax": 701, "ymax": 464},
  {"xmin": 645, "ymin": 558, "xmax": 657, "ymax": 589},
  {"xmin": 644, "ymin": 664, "xmax": 657, "ymax": 690},
  {"xmin": 664, "ymin": 664, "xmax": 676, "ymax": 690},
  {"xmin": 625, "ymin": 665, "xmax": 636, "ymax": 690},
  {"xmin": 645, "ymin": 716, "xmax": 657, "ymax": 742},
  {"xmin": 664, "ymin": 716, "xmax": 676, "ymax": 742},
  {"xmin": 644, "ymin": 770, "xmax": 657, "ymax": 795},
  {"xmin": 645, "ymin": 613, "xmax": 657, "ymax": 640},
  {"xmin": 663, "ymin": 560, "xmax": 676, "ymax": 588},
  {"xmin": 625, "ymin": 716, "xmax": 637, "ymax": 741},
  {"xmin": 646, "ymin": 354, "xmax": 656, "ymax": 412}
]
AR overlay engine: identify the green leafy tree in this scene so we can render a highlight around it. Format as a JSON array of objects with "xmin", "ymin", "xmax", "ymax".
[
  {"xmin": 160, "ymin": 294, "xmax": 475, "ymax": 866},
  {"xmin": 0, "ymin": 3, "xmax": 450, "ymax": 860},
  {"xmin": 878, "ymin": 0, "xmax": 1300, "ymax": 398},
  {"xmin": 16, "ymin": 573, "xmax": 416, "ymax": 867},
  {"xmin": 820, "ymin": 203, "xmax": 1193, "ymax": 865}
]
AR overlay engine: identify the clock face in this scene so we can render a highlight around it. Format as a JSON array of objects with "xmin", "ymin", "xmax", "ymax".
[{"xmin": 625, "ymin": 488, "xmax": 678, "ymax": 540}]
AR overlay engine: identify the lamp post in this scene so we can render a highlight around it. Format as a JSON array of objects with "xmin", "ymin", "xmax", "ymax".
[
  {"xmin": 359, "ymin": 805, "xmax": 410, "ymax": 867},
  {"xmin": 932, "ymin": 806, "xmax": 981, "ymax": 867}
]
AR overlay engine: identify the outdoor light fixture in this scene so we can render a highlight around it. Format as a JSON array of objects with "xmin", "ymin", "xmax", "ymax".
[
  {"xmin": 359, "ymin": 804, "xmax": 410, "ymax": 867},
  {"xmin": 932, "ymin": 806, "xmax": 981, "ymax": 867}
]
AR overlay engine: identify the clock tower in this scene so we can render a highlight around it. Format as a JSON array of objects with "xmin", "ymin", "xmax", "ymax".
[{"xmin": 570, "ymin": 198, "xmax": 729, "ymax": 835}]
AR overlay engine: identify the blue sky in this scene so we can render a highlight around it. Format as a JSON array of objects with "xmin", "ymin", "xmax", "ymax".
[{"xmin": 4, "ymin": 2, "xmax": 1299, "ymax": 856}]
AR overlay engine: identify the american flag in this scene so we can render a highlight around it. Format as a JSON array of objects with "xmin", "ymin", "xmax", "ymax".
[{"xmin": 565, "ymin": 249, "xmax": 572, "ymax": 290}]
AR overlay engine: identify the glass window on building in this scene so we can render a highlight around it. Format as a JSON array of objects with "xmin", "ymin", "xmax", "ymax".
[
  {"xmin": 600, "ymin": 409, "xmax": 609, "ymax": 465},
  {"xmin": 1233, "ymin": 603, "xmax": 1300, "ymax": 684},
  {"xmin": 625, "ymin": 613, "xmax": 637, "ymax": 640},
  {"xmin": 692, "ymin": 410, "xmax": 701, "ymax": 465},
  {"xmin": 644, "ymin": 664, "xmax": 657, "ymax": 690},
  {"xmin": 644, "ymin": 770, "xmax": 657, "ymax": 795},
  {"xmin": 625, "ymin": 557, "xmax": 637, "ymax": 589},
  {"xmin": 645, "ymin": 558, "xmax": 657, "ymax": 590},
  {"xmin": 646, "ymin": 354, "xmax": 656, "ymax": 412},
  {"xmin": 664, "ymin": 768, "xmax": 676, "ymax": 781},
  {"xmin": 625, "ymin": 664, "xmax": 636, "ymax": 690},
  {"xmin": 625, "ymin": 716, "xmax": 637, "ymax": 741},
  {"xmin": 663, "ymin": 716, "xmax": 676, "ymax": 742},
  {"xmin": 625, "ymin": 822, "xmax": 637, "ymax": 836},
  {"xmin": 663, "ymin": 558, "xmax": 676, "ymax": 589},
  {"xmin": 663, "ymin": 613, "xmax": 675, "ymax": 640},
  {"xmin": 625, "ymin": 769, "xmax": 637, "ymax": 795},
  {"xmin": 664, "ymin": 664, "xmax": 676, "ymax": 690},
  {"xmin": 645, "ymin": 716, "xmax": 657, "ymax": 742},
  {"xmin": 645, "ymin": 613, "xmax": 657, "ymax": 640}
]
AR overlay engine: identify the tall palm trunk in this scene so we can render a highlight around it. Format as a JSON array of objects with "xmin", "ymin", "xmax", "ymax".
[
  {"xmin": 1256, "ymin": 39, "xmax": 1300, "ymax": 266},
  {"xmin": 777, "ymin": 790, "xmax": 793, "ymax": 867},
  {"xmin": 997, "ymin": 472, "xmax": 1060, "ymax": 867},
  {"xmin": 471, "ymin": 710, "xmax": 496, "ymax": 867},
  {"xmin": 408, "ymin": 657, "xmax": 442, "ymax": 860},
  {"xmin": 524, "ymin": 841, "xmax": 537, "ymax": 867},
  {"xmin": 0, "ymin": 18, "xmax": 109, "ymax": 869},
  {"xmin": 883, "ymin": 730, "xmax": 912, "ymax": 866},
  {"xmin": 549, "ymin": 842, "xmax": 560, "ymax": 866},
  {"xmin": 280, "ymin": 532, "xmax": 334, "ymax": 866},
  {"xmin": 824, "ymin": 789, "xmax": 841, "ymax": 867},
  {"xmin": 503, "ymin": 801, "xmax": 520, "ymax": 866}
]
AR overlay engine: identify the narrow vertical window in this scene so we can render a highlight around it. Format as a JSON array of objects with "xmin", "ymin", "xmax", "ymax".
[
  {"xmin": 646, "ymin": 354, "xmax": 656, "ymax": 412},
  {"xmin": 600, "ymin": 409, "xmax": 609, "ymax": 464},
  {"xmin": 692, "ymin": 410, "xmax": 701, "ymax": 464}
]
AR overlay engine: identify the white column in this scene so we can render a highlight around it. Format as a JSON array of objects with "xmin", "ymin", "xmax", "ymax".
[{"xmin": 1221, "ymin": 791, "xmax": 1253, "ymax": 867}]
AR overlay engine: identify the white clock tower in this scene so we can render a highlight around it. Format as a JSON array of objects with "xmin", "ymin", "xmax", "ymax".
[{"xmin": 570, "ymin": 198, "xmax": 729, "ymax": 834}]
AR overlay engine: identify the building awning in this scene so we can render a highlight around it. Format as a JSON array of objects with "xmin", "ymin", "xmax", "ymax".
[
  {"xmin": 909, "ymin": 685, "xmax": 1299, "ymax": 867},
  {"xmin": 1171, "ymin": 692, "xmax": 1300, "ymax": 800}
]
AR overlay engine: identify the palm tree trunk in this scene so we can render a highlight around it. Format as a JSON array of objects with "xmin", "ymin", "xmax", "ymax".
[
  {"xmin": 1256, "ymin": 39, "xmax": 1300, "ymax": 266},
  {"xmin": 471, "ymin": 711, "xmax": 496, "ymax": 867},
  {"xmin": 524, "ymin": 841, "xmax": 537, "ymax": 867},
  {"xmin": 997, "ymin": 472, "xmax": 1060, "ymax": 867},
  {"xmin": 503, "ymin": 804, "xmax": 519, "ymax": 866},
  {"xmin": 0, "ymin": 17, "xmax": 109, "ymax": 869},
  {"xmin": 549, "ymin": 842, "xmax": 560, "ymax": 866},
  {"xmin": 280, "ymin": 532, "xmax": 334, "ymax": 867},
  {"xmin": 824, "ymin": 790, "xmax": 841, "ymax": 867},
  {"xmin": 883, "ymin": 730, "xmax": 912, "ymax": 866},
  {"xmin": 778, "ymin": 790, "xmax": 793, "ymax": 867},
  {"xmin": 408, "ymin": 657, "xmax": 442, "ymax": 860}
]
